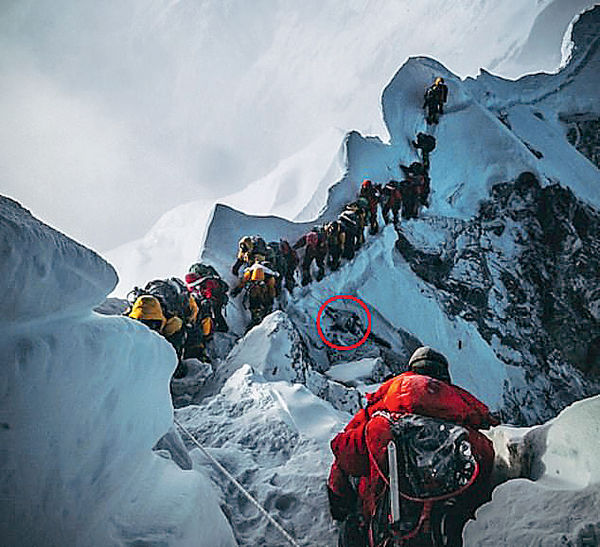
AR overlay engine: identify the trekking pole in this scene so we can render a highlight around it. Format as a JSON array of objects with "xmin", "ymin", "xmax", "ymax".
[
  {"xmin": 174, "ymin": 419, "xmax": 302, "ymax": 547},
  {"xmin": 388, "ymin": 440, "xmax": 401, "ymax": 524}
]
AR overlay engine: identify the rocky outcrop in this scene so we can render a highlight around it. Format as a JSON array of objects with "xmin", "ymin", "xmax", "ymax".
[
  {"xmin": 562, "ymin": 114, "xmax": 600, "ymax": 168},
  {"xmin": 395, "ymin": 172, "xmax": 600, "ymax": 424}
]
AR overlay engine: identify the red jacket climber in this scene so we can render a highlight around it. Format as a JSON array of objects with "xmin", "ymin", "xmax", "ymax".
[
  {"xmin": 359, "ymin": 179, "xmax": 380, "ymax": 235},
  {"xmin": 327, "ymin": 346, "xmax": 499, "ymax": 546}
]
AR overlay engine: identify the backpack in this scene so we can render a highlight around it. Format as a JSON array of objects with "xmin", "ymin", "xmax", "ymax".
[
  {"xmin": 409, "ymin": 161, "xmax": 425, "ymax": 176},
  {"xmin": 383, "ymin": 180, "xmax": 399, "ymax": 196},
  {"xmin": 189, "ymin": 262, "xmax": 220, "ymax": 279},
  {"xmin": 251, "ymin": 236, "xmax": 267, "ymax": 257},
  {"xmin": 266, "ymin": 241, "xmax": 283, "ymax": 272},
  {"xmin": 356, "ymin": 196, "xmax": 370, "ymax": 211},
  {"xmin": 425, "ymin": 85, "xmax": 437, "ymax": 102},
  {"xmin": 142, "ymin": 278, "xmax": 190, "ymax": 319},
  {"xmin": 369, "ymin": 414, "xmax": 478, "ymax": 545},
  {"xmin": 339, "ymin": 210, "xmax": 358, "ymax": 234}
]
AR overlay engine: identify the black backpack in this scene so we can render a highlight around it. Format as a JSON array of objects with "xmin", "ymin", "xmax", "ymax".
[
  {"xmin": 189, "ymin": 262, "xmax": 220, "ymax": 279},
  {"xmin": 266, "ymin": 241, "xmax": 283, "ymax": 272},
  {"xmin": 383, "ymin": 180, "xmax": 400, "ymax": 196},
  {"xmin": 251, "ymin": 236, "xmax": 267, "ymax": 257},
  {"xmin": 339, "ymin": 210, "xmax": 358, "ymax": 234},
  {"xmin": 370, "ymin": 414, "xmax": 478, "ymax": 545},
  {"xmin": 142, "ymin": 278, "xmax": 190, "ymax": 319},
  {"xmin": 425, "ymin": 86, "xmax": 437, "ymax": 102}
]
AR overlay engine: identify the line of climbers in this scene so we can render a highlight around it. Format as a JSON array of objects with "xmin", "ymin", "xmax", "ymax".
[
  {"xmin": 123, "ymin": 75, "xmax": 448, "ymax": 368},
  {"xmin": 226, "ymin": 132, "xmax": 437, "ymax": 330},
  {"xmin": 123, "ymin": 263, "xmax": 230, "ymax": 377}
]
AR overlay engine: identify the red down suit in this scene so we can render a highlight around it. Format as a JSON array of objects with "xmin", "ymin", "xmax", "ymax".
[{"xmin": 328, "ymin": 371, "xmax": 496, "ymax": 520}]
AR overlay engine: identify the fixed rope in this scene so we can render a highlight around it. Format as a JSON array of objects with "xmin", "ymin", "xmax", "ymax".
[{"xmin": 173, "ymin": 418, "xmax": 301, "ymax": 547}]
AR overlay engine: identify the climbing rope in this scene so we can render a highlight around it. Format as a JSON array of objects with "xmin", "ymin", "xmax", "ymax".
[{"xmin": 173, "ymin": 418, "xmax": 302, "ymax": 547}]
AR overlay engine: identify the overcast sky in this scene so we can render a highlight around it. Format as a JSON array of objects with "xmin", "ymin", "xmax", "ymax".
[{"xmin": 0, "ymin": 0, "xmax": 593, "ymax": 251}]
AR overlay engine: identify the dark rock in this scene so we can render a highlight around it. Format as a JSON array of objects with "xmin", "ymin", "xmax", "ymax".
[{"xmin": 395, "ymin": 172, "xmax": 600, "ymax": 424}]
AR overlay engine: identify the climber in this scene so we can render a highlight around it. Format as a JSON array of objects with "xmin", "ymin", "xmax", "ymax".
[
  {"xmin": 424, "ymin": 76, "xmax": 448, "ymax": 125},
  {"xmin": 412, "ymin": 132, "xmax": 436, "ymax": 173},
  {"xmin": 125, "ymin": 277, "xmax": 200, "ymax": 377},
  {"xmin": 182, "ymin": 296, "xmax": 213, "ymax": 364},
  {"xmin": 324, "ymin": 221, "xmax": 346, "ymax": 271},
  {"xmin": 185, "ymin": 263, "xmax": 229, "ymax": 333},
  {"xmin": 345, "ymin": 202, "xmax": 367, "ymax": 250},
  {"xmin": 230, "ymin": 262, "xmax": 279, "ymax": 329},
  {"xmin": 380, "ymin": 180, "xmax": 403, "ymax": 225},
  {"xmin": 327, "ymin": 346, "xmax": 499, "ymax": 547},
  {"xmin": 359, "ymin": 179, "xmax": 381, "ymax": 235},
  {"xmin": 277, "ymin": 239, "xmax": 299, "ymax": 293},
  {"xmin": 264, "ymin": 241, "xmax": 284, "ymax": 294},
  {"xmin": 125, "ymin": 294, "xmax": 166, "ymax": 333},
  {"xmin": 338, "ymin": 206, "xmax": 360, "ymax": 260},
  {"xmin": 231, "ymin": 235, "xmax": 268, "ymax": 276},
  {"xmin": 293, "ymin": 226, "xmax": 328, "ymax": 286},
  {"xmin": 400, "ymin": 162, "xmax": 429, "ymax": 216}
]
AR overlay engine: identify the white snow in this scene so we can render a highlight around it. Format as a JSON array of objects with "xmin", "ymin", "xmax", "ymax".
[
  {"xmin": 326, "ymin": 358, "xmax": 381, "ymax": 385},
  {"xmin": 177, "ymin": 364, "xmax": 348, "ymax": 547},
  {"xmin": 465, "ymin": 395, "xmax": 600, "ymax": 545},
  {"xmin": 0, "ymin": 196, "xmax": 235, "ymax": 546}
]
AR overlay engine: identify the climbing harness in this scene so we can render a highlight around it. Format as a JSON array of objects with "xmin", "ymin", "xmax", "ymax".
[{"xmin": 174, "ymin": 419, "xmax": 301, "ymax": 547}]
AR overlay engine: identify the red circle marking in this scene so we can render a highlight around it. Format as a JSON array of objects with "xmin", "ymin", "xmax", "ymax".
[{"xmin": 316, "ymin": 295, "xmax": 372, "ymax": 351}]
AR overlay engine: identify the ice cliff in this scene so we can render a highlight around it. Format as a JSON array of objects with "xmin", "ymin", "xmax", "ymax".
[{"xmin": 0, "ymin": 196, "xmax": 235, "ymax": 546}]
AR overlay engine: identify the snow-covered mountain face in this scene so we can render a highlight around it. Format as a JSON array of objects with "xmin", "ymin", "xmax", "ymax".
[
  {"xmin": 190, "ymin": 6, "xmax": 600, "ymax": 426},
  {"xmin": 3, "ymin": 0, "xmax": 592, "ymax": 254},
  {"xmin": 464, "ymin": 395, "xmax": 600, "ymax": 546}
]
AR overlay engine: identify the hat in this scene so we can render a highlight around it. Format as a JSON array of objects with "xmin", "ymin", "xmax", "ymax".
[{"xmin": 408, "ymin": 346, "xmax": 451, "ymax": 382}]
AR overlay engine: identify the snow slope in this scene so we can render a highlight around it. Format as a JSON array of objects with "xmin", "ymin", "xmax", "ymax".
[
  {"xmin": 176, "ymin": 363, "xmax": 348, "ymax": 547},
  {"xmin": 0, "ymin": 196, "xmax": 235, "ymax": 546}
]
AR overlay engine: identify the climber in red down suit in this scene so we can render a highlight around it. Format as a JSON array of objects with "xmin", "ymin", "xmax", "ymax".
[{"xmin": 327, "ymin": 346, "xmax": 499, "ymax": 546}]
